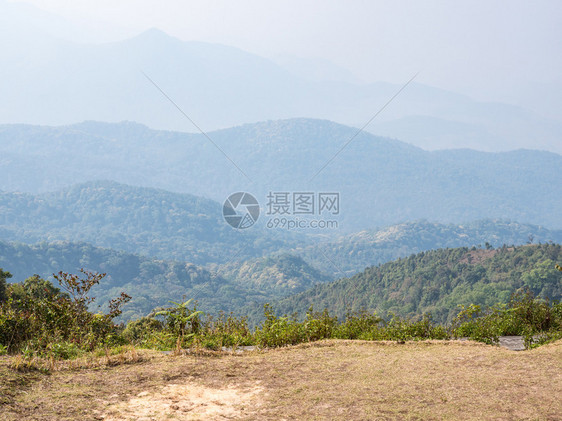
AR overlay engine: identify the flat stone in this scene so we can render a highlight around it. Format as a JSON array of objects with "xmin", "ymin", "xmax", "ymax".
[{"xmin": 499, "ymin": 336, "xmax": 525, "ymax": 351}]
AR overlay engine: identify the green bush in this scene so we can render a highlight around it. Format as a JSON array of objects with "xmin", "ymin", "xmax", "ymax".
[
  {"xmin": 0, "ymin": 270, "xmax": 130, "ymax": 356},
  {"xmin": 255, "ymin": 305, "xmax": 304, "ymax": 348},
  {"xmin": 200, "ymin": 311, "xmax": 254, "ymax": 348},
  {"xmin": 452, "ymin": 288, "xmax": 562, "ymax": 347},
  {"xmin": 153, "ymin": 299, "xmax": 203, "ymax": 344},
  {"xmin": 335, "ymin": 310, "xmax": 382, "ymax": 340},
  {"xmin": 46, "ymin": 341, "xmax": 82, "ymax": 360},
  {"xmin": 122, "ymin": 317, "xmax": 164, "ymax": 343},
  {"xmin": 302, "ymin": 308, "xmax": 338, "ymax": 342}
]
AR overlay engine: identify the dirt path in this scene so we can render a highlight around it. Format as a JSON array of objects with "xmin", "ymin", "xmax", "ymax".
[{"xmin": 103, "ymin": 382, "xmax": 264, "ymax": 420}]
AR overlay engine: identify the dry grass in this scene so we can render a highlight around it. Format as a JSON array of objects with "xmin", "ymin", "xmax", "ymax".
[{"xmin": 1, "ymin": 339, "xmax": 561, "ymax": 420}]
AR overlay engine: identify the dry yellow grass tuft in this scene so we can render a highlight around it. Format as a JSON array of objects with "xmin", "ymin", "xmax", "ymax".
[{"xmin": 1, "ymin": 339, "xmax": 561, "ymax": 420}]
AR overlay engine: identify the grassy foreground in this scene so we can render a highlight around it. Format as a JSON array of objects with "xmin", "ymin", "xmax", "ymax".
[{"xmin": 1, "ymin": 339, "xmax": 561, "ymax": 420}]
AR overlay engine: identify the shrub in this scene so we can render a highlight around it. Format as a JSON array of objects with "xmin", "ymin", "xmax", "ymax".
[
  {"xmin": 200, "ymin": 311, "xmax": 253, "ymax": 348},
  {"xmin": 255, "ymin": 305, "xmax": 304, "ymax": 348},
  {"xmin": 122, "ymin": 317, "xmax": 164, "ymax": 343},
  {"xmin": 152, "ymin": 299, "xmax": 204, "ymax": 350},
  {"xmin": 0, "ymin": 270, "xmax": 130, "ymax": 356},
  {"xmin": 335, "ymin": 309, "xmax": 382, "ymax": 340},
  {"xmin": 452, "ymin": 288, "xmax": 562, "ymax": 347}
]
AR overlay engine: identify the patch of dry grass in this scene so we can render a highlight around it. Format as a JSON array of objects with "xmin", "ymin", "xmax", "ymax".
[{"xmin": 1, "ymin": 340, "xmax": 561, "ymax": 420}]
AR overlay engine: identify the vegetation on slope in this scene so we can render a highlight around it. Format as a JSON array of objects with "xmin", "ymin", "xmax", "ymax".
[
  {"xmin": 0, "ymin": 180, "xmax": 297, "ymax": 265},
  {"xmin": 0, "ymin": 240, "xmax": 331, "ymax": 321},
  {"xmin": 298, "ymin": 219, "xmax": 562, "ymax": 277},
  {"xmin": 0, "ymin": 269, "xmax": 130, "ymax": 358},
  {"xmin": 1, "ymin": 119, "xmax": 561, "ymax": 229},
  {"xmin": 272, "ymin": 243, "xmax": 562, "ymax": 324}
]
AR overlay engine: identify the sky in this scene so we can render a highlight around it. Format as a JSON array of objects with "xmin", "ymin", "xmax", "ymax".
[{"xmin": 9, "ymin": 0, "xmax": 562, "ymax": 117}]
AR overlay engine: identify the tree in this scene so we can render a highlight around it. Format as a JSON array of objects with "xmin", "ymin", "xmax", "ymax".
[
  {"xmin": 154, "ymin": 299, "xmax": 203, "ymax": 344},
  {"xmin": 8, "ymin": 275, "xmax": 63, "ymax": 302},
  {"xmin": 0, "ymin": 268, "xmax": 13, "ymax": 303}
]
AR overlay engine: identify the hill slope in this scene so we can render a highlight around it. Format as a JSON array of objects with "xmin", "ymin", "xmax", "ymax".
[
  {"xmin": 1, "ymin": 119, "xmax": 561, "ymax": 230},
  {"xmin": 212, "ymin": 254, "xmax": 332, "ymax": 296},
  {"xmin": 271, "ymin": 244, "xmax": 562, "ymax": 324},
  {"xmin": 296, "ymin": 219, "xmax": 562, "ymax": 277},
  {"xmin": 0, "ymin": 181, "xmax": 298, "ymax": 265},
  {"xmin": 0, "ymin": 239, "xmax": 327, "ymax": 321}
]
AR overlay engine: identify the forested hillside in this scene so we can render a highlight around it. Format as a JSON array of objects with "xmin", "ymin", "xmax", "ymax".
[
  {"xmin": 270, "ymin": 244, "xmax": 562, "ymax": 324},
  {"xmin": 297, "ymin": 219, "xmax": 562, "ymax": 276},
  {"xmin": 211, "ymin": 254, "xmax": 332, "ymax": 296},
  {"xmin": 1, "ymin": 119, "xmax": 561, "ymax": 230},
  {"xmin": 0, "ymin": 240, "xmax": 329, "ymax": 321},
  {"xmin": 1, "ymin": 181, "xmax": 560, "ymax": 275},
  {"xmin": 0, "ymin": 181, "xmax": 299, "ymax": 265}
]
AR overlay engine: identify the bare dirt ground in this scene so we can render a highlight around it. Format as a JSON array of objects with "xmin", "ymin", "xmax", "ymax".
[{"xmin": 1, "ymin": 339, "xmax": 561, "ymax": 420}]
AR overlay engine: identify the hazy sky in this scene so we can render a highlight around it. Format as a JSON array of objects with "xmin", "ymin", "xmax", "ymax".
[{"xmin": 8, "ymin": 0, "xmax": 562, "ymax": 115}]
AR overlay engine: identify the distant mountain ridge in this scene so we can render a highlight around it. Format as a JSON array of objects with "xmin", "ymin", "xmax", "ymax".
[
  {"xmin": 0, "ymin": 15, "xmax": 561, "ymax": 153},
  {"xmin": 1, "ymin": 119, "xmax": 560, "ymax": 230}
]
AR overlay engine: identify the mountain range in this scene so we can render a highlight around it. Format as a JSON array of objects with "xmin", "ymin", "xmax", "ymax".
[
  {"xmin": 1, "ymin": 120, "xmax": 561, "ymax": 231},
  {"xmin": 1, "ymin": 180, "xmax": 562, "ymax": 323},
  {"xmin": 1, "ymin": 3, "xmax": 561, "ymax": 154}
]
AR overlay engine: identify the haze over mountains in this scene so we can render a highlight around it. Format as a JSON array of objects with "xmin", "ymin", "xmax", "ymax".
[
  {"xmin": 1, "ymin": 0, "xmax": 561, "ymax": 333},
  {"xmin": 1, "ymin": 120, "xmax": 561, "ymax": 231},
  {"xmin": 1, "ymin": 0, "xmax": 561, "ymax": 153},
  {"xmin": 1, "ymin": 211, "xmax": 561, "ymax": 322}
]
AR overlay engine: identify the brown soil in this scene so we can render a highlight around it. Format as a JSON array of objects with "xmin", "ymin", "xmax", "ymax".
[
  {"xmin": 1, "ymin": 339, "xmax": 561, "ymax": 420},
  {"xmin": 459, "ymin": 248, "xmax": 499, "ymax": 264}
]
